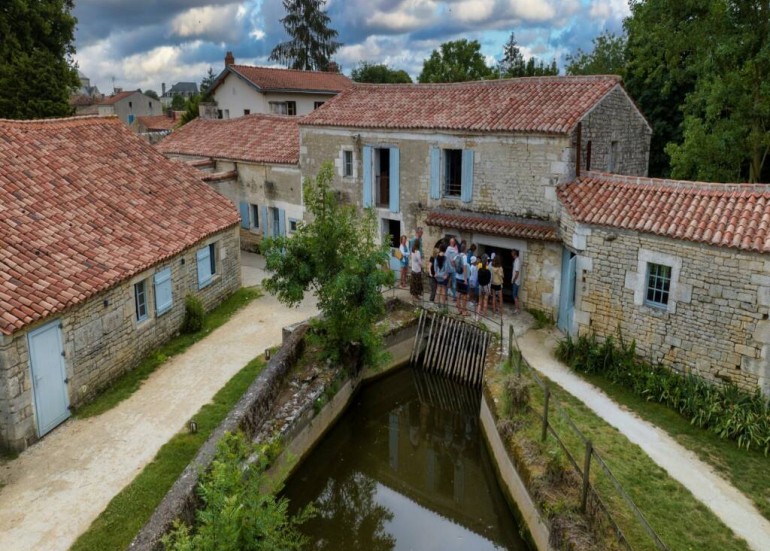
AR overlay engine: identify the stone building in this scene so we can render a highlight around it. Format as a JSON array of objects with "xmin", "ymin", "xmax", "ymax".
[
  {"xmin": 98, "ymin": 90, "xmax": 161, "ymax": 125},
  {"xmin": 0, "ymin": 117, "xmax": 242, "ymax": 451},
  {"xmin": 558, "ymin": 172, "xmax": 770, "ymax": 394},
  {"xmin": 299, "ymin": 76, "xmax": 651, "ymax": 312},
  {"xmin": 157, "ymin": 114, "xmax": 303, "ymax": 252}
]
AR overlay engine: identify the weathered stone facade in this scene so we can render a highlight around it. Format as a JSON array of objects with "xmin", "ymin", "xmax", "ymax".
[
  {"xmin": 561, "ymin": 212, "xmax": 769, "ymax": 394},
  {"xmin": 0, "ymin": 228, "xmax": 241, "ymax": 451}
]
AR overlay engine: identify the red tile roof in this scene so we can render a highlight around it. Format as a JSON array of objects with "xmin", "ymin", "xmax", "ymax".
[
  {"xmin": 202, "ymin": 170, "xmax": 238, "ymax": 182},
  {"xmin": 558, "ymin": 172, "xmax": 770, "ymax": 253},
  {"xmin": 302, "ymin": 76, "xmax": 622, "ymax": 134},
  {"xmin": 0, "ymin": 116, "xmax": 239, "ymax": 336},
  {"xmin": 156, "ymin": 114, "xmax": 300, "ymax": 165},
  {"xmin": 426, "ymin": 211, "xmax": 559, "ymax": 241},
  {"xmin": 136, "ymin": 115, "xmax": 177, "ymax": 131},
  {"xmin": 99, "ymin": 90, "xmax": 138, "ymax": 105},
  {"xmin": 223, "ymin": 65, "xmax": 353, "ymax": 94}
]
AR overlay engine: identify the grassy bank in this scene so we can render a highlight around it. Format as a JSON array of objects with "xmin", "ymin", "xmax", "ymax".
[
  {"xmin": 70, "ymin": 354, "xmax": 267, "ymax": 551},
  {"xmin": 74, "ymin": 287, "xmax": 262, "ymax": 419}
]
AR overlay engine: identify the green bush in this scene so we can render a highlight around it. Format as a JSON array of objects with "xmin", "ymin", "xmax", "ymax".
[
  {"xmin": 182, "ymin": 295, "xmax": 205, "ymax": 334},
  {"xmin": 556, "ymin": 332, "xmax": 770, "ymax": 455}
]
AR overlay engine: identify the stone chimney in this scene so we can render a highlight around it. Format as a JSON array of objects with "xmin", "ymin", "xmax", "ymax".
[
  {"xmin": 161, "ymin": 83, "xmax": 166, "ymax": 96},
  {"xmin": 225, "ymin": 51, "xmax": 235, "ymax": 67}
]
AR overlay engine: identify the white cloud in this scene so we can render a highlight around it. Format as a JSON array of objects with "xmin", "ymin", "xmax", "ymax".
[
  {"xmin": 170, "ymin": 4, "xmax": 243, "ymax": 42},
  {"xmin": 589, "ymin": 0, "xmax": 630, "ymax": 21},
  {"xmin": 502, "ymin": 0, "xmax": 556, "ymax": 22},
  {"xmin": 453, "ymin": 0, "xmax": 495, "ymax": 23},
  {"xmin": 366, "ymin": 0, "xmax": 439, "ymax": 32}
]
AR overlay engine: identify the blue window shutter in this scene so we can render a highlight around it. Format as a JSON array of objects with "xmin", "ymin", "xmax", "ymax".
[
  {"xmin": 239, "ymin": 202, "xmax": 250, "ymax": 229},
  {"xmin": 153, "ymin": 267, "xmax": 173, "ymax": 313},
  {"xmin": 430, "ymin": 146, "xmax": 440, "ymax": 200},
  {"xmin": 261, "ymin": 206, "xmax": 269, "ymax": 236},
  {"xmin": 389, "ymin": 148, "xmax": 400, "ymax": 213},
  {"xmin": 363, "ymin": 146, "xmax": 373, "ymax": 208},
  {"xmin": 197, "ymin": 247, "xmax": 212, "ymax": 288},
  {"xmin": 279, "ymin": 208, "xmax": 287, "ymax": 236},
  {"xmin": 461, "ymin": 149, "xmax": 474, "ymax": 203}
]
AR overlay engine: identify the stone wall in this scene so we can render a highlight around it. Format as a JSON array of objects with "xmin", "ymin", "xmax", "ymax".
[
  {"xmin": 561, "ymin": 212, "xmax": 769, "ymax": 394},
  {"xmin": 0, "ymin": 227, "xmax": 241, "ymax": 451}
]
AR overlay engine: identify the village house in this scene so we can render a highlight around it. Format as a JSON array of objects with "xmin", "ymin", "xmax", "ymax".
[
  {"xmin": 131, "ymin": 112, "xmax": 181, "ymax": 143},
  {"xmin": 98, "ymin": 90, "xmax": 161, "ymax": 125},
  {"xmin": 160, "ymin": 81, "xmax": 199, "ymax": 107},
  {"xmin": 157, "ymin": 113, "xmax": 302, "ymax": 251},
  {"xmin": 299, "ymin": 76, "xmax": 652, "ymax": 313},
  {"xmin": 206, "ymin": 51, "xmax": 353, "ymax": 120},
  {"xmin": 0, "ymin": 117, "xmax": 242, "ymax": 451}
]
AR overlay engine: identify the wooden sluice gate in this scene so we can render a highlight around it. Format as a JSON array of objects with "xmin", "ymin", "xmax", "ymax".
[
  {"xmin": 409, "ymin": 309, "xmax": 491, "ymax": 387},
  {"xmin": 412, "ymin": 369, "xmax": 481, "ymax": 417}
]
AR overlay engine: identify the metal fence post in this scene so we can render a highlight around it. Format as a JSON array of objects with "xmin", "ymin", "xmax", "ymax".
[
  {"xmin": 581, "ymin": 440, "xmax": 593, "ymax": 513},
  {"xmin": 541, "ymin": 384, "xmax": 550, "ymax": 442}
]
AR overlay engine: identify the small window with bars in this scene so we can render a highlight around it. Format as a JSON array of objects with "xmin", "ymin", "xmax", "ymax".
[
  {"xmin": 443, "ymin": 149, "xmax": 462, "ymax": 197},
  {"xmin": 645, "ymin": 263, "xmax": 671, "ymax": 308},
  {"xmin": 343, "ymin": 150, "xmax": 353, "ymax": 177}
]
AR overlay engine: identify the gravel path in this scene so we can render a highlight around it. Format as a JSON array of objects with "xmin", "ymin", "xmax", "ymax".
[
  {"xmin": 0, "ymin": 254, "xmax": 317, "ymax": 551},
  {"xmin": 516, "ymin": 327, "xmax": 770, "ymax": 551}
]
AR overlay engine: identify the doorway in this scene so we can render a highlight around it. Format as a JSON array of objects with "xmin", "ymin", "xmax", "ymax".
[
  {"xmin": 375, "ymin": 148, "xmax": 391, "ymax": 207},
  {"xmin": 27, "ymin": 320, "xmax": 70, "ymax": 436},
  {"xmin": 383, "ymin": 218, "xmax": 401, "ymax": 248},
  {"xmin": 558, "ymin": 248, "xmax": 577, "ymax": 335}
]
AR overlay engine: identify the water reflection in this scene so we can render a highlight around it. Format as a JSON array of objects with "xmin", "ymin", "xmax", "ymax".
[{"xmin": 282, "ymin": 368, "xmax": 529, "ymax": 551}]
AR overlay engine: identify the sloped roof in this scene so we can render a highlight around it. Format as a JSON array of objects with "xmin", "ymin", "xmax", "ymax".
[
  {"xmin": 302, "ymin": 75, "xmax": 622, "ymax": 134},
  {"xmin": 136, "ymin": 115, "xmax": 177, "ymax": 131},
  {"xmin": 557, "ymin": 172, "xmax": 770, "ymax": 253},
  {"xmin": 0, "ymin": 116, "xmax": 239, "ymax": 335},
  {"xmin": 167, "ymin": 82, "xmax": 198, "ymax": 95},
  {"xmin": 99, "ymin": 90, "xmax": 139, "ymax": 105},
  {"xmin": 157, "ymin": 114, "xmax": 300, "ymax": 165},
  {"xmin": 425, "ymin": 211, "xmax": 559, "ymax": 241},
  {"xmin": 220, "ymin": 65, "xmax": 353, "ymax": 94}
]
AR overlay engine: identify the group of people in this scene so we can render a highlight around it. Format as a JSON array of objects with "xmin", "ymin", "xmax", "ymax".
[{"xmin": 396, "ymin": 228, "xmax": 522, "ymax": 316}]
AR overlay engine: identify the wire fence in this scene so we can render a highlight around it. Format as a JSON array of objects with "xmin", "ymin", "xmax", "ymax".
[{"xmin": 507, "ymin": 325, "xmax": 669, "ymax": 551}]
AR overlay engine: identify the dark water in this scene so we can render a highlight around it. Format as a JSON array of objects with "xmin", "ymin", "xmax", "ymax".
[{"xmin": 282, "ymin": 368, "xmax": 530, "ymax": 551}]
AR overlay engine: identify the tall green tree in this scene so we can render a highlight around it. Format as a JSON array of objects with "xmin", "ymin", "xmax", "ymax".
[
  {"xmin": 262, "ymin": 162, "xmax": 393, "ymax": 367},
  {"xmin": 418, "ymin": 39, "xmax": 494, "ymax": 83},
  {"xmin": 269, "ymin": 0, "xmax": 342, "ymax": 71},
  {"xmin": 0, "ymin": 0, "xmax": 80, "ymax": 118},
  {"xmin": 497, "ymin": 32, "xmax": 558, "ymax": 78},
  {"xmin": 171, "ymin": 94, "xmax": 186, "ymax": 110},
  {"xmin": 200, "ymin": 67, "xmax": 216, "ymax": 98},
  {"xmin": 351, "ymin": 62, "xmax": 412, "ymax": 83},
  {"xmin": 143, "ymin": 89, "xmax": 160, "ymax": 100},
  {"xmin": 565, "ymin": 31, "xmax": 626, "ymax": 76}
]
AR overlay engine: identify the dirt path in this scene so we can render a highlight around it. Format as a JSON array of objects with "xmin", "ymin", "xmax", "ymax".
[
  {"xmin": 0, "ymin": 254, "xmax": 317, "ymax": 551},
  {"xmin": 516, "ymin": 328, "xmax": 770, "ymax": 551}
]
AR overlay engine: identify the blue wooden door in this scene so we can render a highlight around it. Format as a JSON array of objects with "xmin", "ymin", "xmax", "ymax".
[
  {"xmin": 27, "ymin": 320, "xmax": 69, "ymax": 436},
  {"xmin": 558, "ymin": 248, "xmax": 577, "ymax": 335}
]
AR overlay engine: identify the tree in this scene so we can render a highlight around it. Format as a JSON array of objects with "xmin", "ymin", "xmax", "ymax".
[
  {"xmin": 565, "ymin": 31, "xmax": 626, "ymax": 76},
  {"xmin": 143, "ymin": 89, "xmax": 159, "ymax": 100},
  {"xmin": 269, "ymin": 0, "xmax": 342, "ymax": 71},
  {"xmin": 0, "ymin": 0, "xmax": 80, "ymax": 118},
  {"xmin": 418, "ymin": 39, "xmax": 494, "ymax": 83},
  {"xmin": 171, "ymin": 94, "xmax": 186, "ymax": 110},
  {"xmin": 200, "ymin": 67, "xmax": 217, "ymax": 98},
  {"xmin": 179, "ymin": 94, "xmax": 201, "ymax": 126},
  {"xmin": 351, "ymin": 62, "xmax": 412, "ymax": 83},
  {"xmin": 262, "ymin": 162, "xmax": 393, "ymax": 367},
  {"xmin": 496, "ymin": 32, "xmax": 558, "ymax": 78}
]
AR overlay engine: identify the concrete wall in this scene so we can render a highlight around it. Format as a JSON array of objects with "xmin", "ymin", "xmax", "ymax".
[
  {"xmin": 0, "ymin": 227, "xmax": 241, "ymax": 451},
  {"xmin": 212, "ymin": 73, "xmax": 332, "ymax": 118},
  {"xmin": 561, "ymin": 212, "xmax": 769, "ymax": 395}
]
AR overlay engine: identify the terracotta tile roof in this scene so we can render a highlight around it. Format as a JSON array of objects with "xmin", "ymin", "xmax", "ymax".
[
  {"xmin": 0, "ymin": 116, "xmax": 239, "ymax": 336},
  {"xmin": 426, "ymin": 211, "xmax": 559, "ymax": 241},
  {"xmin": 99, "ymin": 90, "xmax": 137, "ymax": 105},
  {"xmin": 223, "ymin": 65, "xmax": 353, "ymax": 94},
  {"xmin": 202, "ymin": 170, "xmax": 238, "ymax": 182},
  {"xmin": 136, "ymin": 115, "xmax": 177, "ymax": 131},
  {"xmin": 302, "ymin": 76, "xmax": 622, "ymax": 134},
  {"xmin": 156, "ymin": 114, "xmax": 300, "ymax": 165},
  {"xmin": 558, "ymin": 172, "xmax": 770, "ymax": 253}
]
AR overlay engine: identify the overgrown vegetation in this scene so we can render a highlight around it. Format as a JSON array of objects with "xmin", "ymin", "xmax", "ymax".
[
  {"xmin": 262, "ymin": 161, "xmax": 393, "ymax": 369},
  {"xmin": 74, "ymin": 287, "xmax": 261, "ymax": 419},
  {"xmin": 162, "ymin": 432, "xmax": 312, "ymax": 551},
  {"xmin": 526, "ymin": 308, "xmax": 554, "ymax": 330},
  {"xmin": 182, "ymin": 294, "xmax": 205, "ymax": 334},
  {"xmin": 555, "ymin": 332, "xmax": 770, "ymax": 455},
  {"xmin": 71, "ymin": 354, "xmax": 267, "ymax": 551}
]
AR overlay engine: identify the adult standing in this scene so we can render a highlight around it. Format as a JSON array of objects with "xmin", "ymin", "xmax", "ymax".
[
  {"xmin": 491, "ymin": 255, "xmax": 504, "ymax": 314},
  {"xmin": 454, "ymin": 249, "xmax": 469, "ymax": 315},
  {"xmin": 477, "ymin": 256, "xmax": 492, "ymax": 317},
  {"xmin": 410, "ymin": 240, "xmax": 423, "ymax": 302},
  {"xmin": 445, "ymin": 237, "xmax": 459, "ymax": 300},
  {"xmin": 409, "ymin": 226, "xmax": 424, "ymax": 258},
  {"xmin": 511, "ymin": 249, "xmax": 521, "ymax": 314},
  {"xmin": 433, "ymin": 244, "xmax": 449, "ymax": 306},
  {"xmin": 428, "ymin": 247, "xmax": 439, "ymax": 302},
  {"xmin": 399, "ymin": 235, "xmax": 409, "ymax": 288}
]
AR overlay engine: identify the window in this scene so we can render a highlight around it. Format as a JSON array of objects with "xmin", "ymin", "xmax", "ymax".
[
  {"xmin": 645, "ymin": 263, "xmax": 671, "ymax": 308},
  {"xmin": 287, "ymin": 101, "xmax": 296, "ymax": 116},
  {"xmin": 375, "ymin": 148, "xmax": 391, "ymax": 207},
  {"xmin": 134, "ymin": 280, "xmax": 148, "ymax": 322},
  {"xmin": 149, "ymin": 101, "xmax": 152, "ymax": 109},
  {"xmin": 269, "ymin": 101, "xmax": 297, "ymax": 116},
  {"xmin": 197, "ymin": 243, "xmax": 217, "ymax": 288},
  {"xmin": 127, "ymin": 114, "xmax": 135, "ymax": 124},
  {"xmin": 343, "ymin": 150, "xmax": 353, "ymax": 177},
  {"xmin": 217, "ymin": 109, "xmax": 223, "ymax": 119},
  {"xmin": 251, "ymin": 204, "xmax": 260, "ymax": 229},
  {"xmin": 244, "ymin": 109, "xmax": 251, "ymax": 115},
  {"xmin": 289, "ymin": 219, "xmax": 299, "ymax": 232},
  {"xmin": 443, "ymin": 149, "xmax": 462, "ymax": 197},
  {"xmin": 153, "ymin": 267, "xmax": 173, "ymax": 315},
  {"xmin": 128, "ymin": 101, "xmax": 133, "ymax": 109},
  {"xmin": 314, "ymin": 101, "xmax": 325, "ymax": 109}
]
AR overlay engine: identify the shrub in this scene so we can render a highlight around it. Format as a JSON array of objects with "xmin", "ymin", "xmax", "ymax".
[
  {"xmin": 181, "ymin": 295, "xmax": 205, "ymax": 334},
  {"xmin": 556, "ymin": 331, "xmax": 770, "ymax": 455}
]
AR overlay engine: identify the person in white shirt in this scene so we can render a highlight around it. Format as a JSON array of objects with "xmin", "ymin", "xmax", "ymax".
[
  {"xmin": 410, "ymin": 240, "xmax": 423, "ymax": 301},
  {"xmin": 511, "ymin": 249, "xmax": 521, "ymax": 314}
]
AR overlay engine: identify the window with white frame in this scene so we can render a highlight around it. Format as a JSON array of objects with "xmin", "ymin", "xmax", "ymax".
[
  {"xmin": 135, "ymin": 280, "xmax": 148, "ymax": 322},
  {"xmin": 343, "ymin": 150, "xmax": 353, "ymax": 177},
  {"xmin": 153, "ymin": 267, "xmax": 173, "ymax": 315},
  {"xmin": 645, "ymin": 263, "xmax": 672, "ymax": 308},
  {"xmin": 269, "ymin": 101, "xmax": 296, "ymax": 116},
  {"xmin": 197, "ymin": 243, "xmax": 217, "ymax": 288}
]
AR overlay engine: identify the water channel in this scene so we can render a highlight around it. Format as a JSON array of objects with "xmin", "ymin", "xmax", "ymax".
[{"xmin": 282, "ymin": 367, "xmax": 530, "ymax": 550}]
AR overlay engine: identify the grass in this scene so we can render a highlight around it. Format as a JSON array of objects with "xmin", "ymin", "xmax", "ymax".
[
  {"xmin": 526, "ymin": 308, "xmax": 554, "ymax": 330},
  {"xmin": 70, "ymin": 354, "xmax": 267, "ymax": 551},
  {"xmin": 519, "ymin": 375, "xmax": 751, "ymax": 551},
  {"xmin": 74, "ymin": 287, "xmax": 262, "ymax": 419},
  {"xmin": 578, "ymin": 371, "xmax": 770, "ymax": 521}
]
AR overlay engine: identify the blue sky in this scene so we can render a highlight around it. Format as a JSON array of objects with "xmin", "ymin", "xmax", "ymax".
[{"xmin": 72, "ymin": 0, "xmax": 628, "ymax": 94}]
